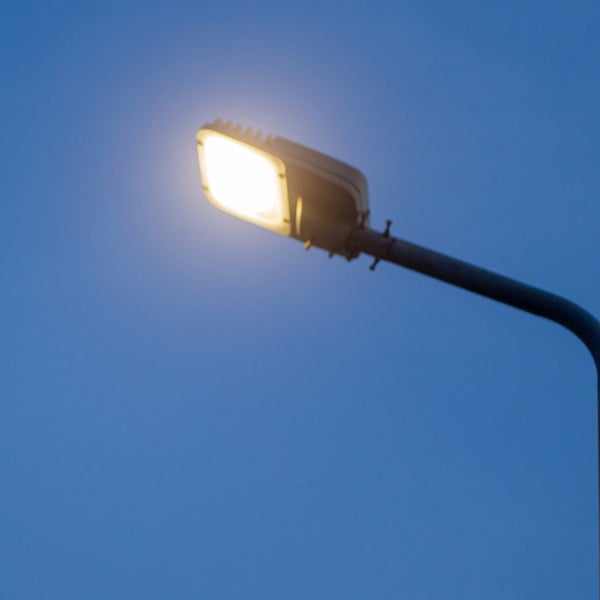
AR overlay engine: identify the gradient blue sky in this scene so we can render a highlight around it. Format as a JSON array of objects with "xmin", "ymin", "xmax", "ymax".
[{"xmin": 2, "ymin": 2, "xmax": 599, "ymax": 598}]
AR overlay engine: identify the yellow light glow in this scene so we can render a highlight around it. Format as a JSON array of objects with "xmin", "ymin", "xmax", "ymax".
[{"xmin": 197, "ymin": 130, "xmax": 290, "ymax": 234}]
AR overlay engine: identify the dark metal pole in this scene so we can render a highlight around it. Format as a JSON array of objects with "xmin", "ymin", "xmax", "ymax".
[{"xmin": 349, "ymin": 224, "xmax": 600, "ymax": 582}]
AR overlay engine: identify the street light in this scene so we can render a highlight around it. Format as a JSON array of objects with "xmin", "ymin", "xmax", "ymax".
[
  {"xmin": 197, "ymin": 119, "xmax": 369, "ymax": 256},
  {"xmin": 196, "ymin": 118, "xmax": 600, "ymax": 586}
]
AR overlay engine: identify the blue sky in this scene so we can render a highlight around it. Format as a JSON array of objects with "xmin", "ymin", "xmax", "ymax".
[{"xmin": 1, "ymin": 2, "xmax": 599, "ymax": 598}]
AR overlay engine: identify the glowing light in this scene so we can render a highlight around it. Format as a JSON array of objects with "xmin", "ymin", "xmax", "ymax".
[{"xmin": 197, "ymin": 130, "xmax": 290, "ymax": 234}]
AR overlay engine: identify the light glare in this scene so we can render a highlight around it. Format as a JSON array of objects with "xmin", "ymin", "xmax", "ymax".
[{"xmin": 198, "ymin": 131, "xmax": 289, "ymax": 233}]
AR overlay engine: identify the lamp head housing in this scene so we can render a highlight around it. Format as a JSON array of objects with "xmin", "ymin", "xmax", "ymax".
[{"xmin": 197, "ymin": 119, "xmax": 369, "ymax": 258}]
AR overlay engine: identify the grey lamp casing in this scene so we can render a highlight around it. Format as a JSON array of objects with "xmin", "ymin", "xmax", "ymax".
[{"xmin": 197, "ymin": 119, "xmax": 370, "ymax": 259}]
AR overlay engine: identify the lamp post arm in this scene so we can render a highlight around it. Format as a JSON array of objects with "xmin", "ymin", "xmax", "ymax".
[
  {"xmin": 349, "ymin": 224, "xmax": 600, "ymax": 574},
  {"xmin": 350, "ymin": 226, "xmax": 600, "ymax": 364}
]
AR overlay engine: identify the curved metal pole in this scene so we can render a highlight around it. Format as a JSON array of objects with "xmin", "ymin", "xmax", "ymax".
[{"xmin": 349, "ymin": 224, "xmax": 600, "ymax": 581}]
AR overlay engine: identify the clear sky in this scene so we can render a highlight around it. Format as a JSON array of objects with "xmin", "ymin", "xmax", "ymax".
[{"xmin": 1, "ymin": 2, "xmax": 599, "ymax": 598}]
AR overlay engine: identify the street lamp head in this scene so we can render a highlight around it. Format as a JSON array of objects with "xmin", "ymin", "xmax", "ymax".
[{"xmin": 196, "ymin": 119, "xmax": 370, "ymax": 258}]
